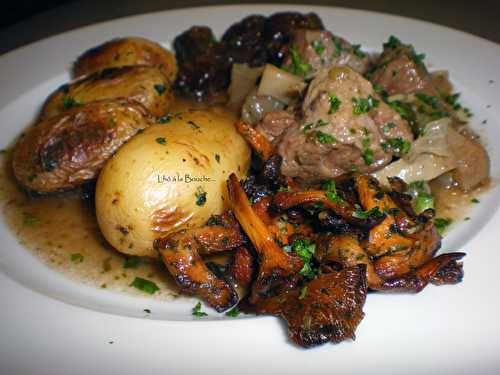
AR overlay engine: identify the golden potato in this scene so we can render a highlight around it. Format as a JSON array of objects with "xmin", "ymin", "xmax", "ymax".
[
  {"xmin": 42, "ymin": 66, "xmax": 174, "ymax": 118},
  {"xmin": 73, "ymin": 37, "xmax": 177, "ymax": 81},
  {"xmin": 12, "ymin": 99, "xmax": 152, "ymax": 193},
  {"xmin": 95, "ymin": 108, "xmax": 251, "ymax": 257}
]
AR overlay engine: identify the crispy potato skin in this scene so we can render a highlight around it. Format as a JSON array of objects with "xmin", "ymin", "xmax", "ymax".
[
  {"xmin": 95, "ymin": 108, "xmax": 251, "ymax": 257},
  {"xmin": 12, "ymin": 99, "xmax": 151, "ymax": 193},
  {"xmin": 42, "ymin": 66, "xmax": 174, "ymax": 118},
  {"xmin": 73, "ymin": 37, "xmax": 177, "ymax": 81}
]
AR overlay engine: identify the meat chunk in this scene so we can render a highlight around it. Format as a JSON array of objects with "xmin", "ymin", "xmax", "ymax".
[
  {"xmin": 283, "ymin": 29, "xmax": 370, "ymax": 79},
  {"xmin": 278, "ymin": 66, "xmax": 413, "ymax": 182},
  {"xmin": 255, "ymin": 110, "xmax": 296, "ymax": 145}
]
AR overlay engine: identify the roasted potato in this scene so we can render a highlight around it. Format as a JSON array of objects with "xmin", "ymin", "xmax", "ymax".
[
  {"xmin": 95, "ymin": 108, "xmax": 251, "ymax": 257},
  {"xmin": 42, "ymin": 66, "xmax": 174, "ymax": 119},
  {"xmin": 73, "ymin": 37, "xmax": 177, "ymax": 81},
  {"xmin": 13, "ymin": 99, "xmax": 151, "ymax": 193}
]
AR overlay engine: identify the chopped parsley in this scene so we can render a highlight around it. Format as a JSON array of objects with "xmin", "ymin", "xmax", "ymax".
[
  {"xmin": 155, "ymin": 137, "xmax": 167, "ymax": 145},
  {"xmin": 328, "ymin": 93, "xmax": 341, "ymax": 114},
  {"xmin": 352, "ymin": 44, "xmax": 365, "ymax": 58},
  {"xmin": 352, "ymin": 95, "xmax": 379, "ymax": 115},
  {"xmin": 195, "ymin": 186, "xmax": 207, "ymax": 206},
  {"xmin": 361, "ymin": 132, "xmax": 374, "ymax": 165},
  {"xmin": 383, "ymin": 122, "xmax": 396, "ymax": 133},
  {"xmin": 312, "ymin": 40, "xmax": 325, "ymax": 55},
  {"xmin": 22, "ymin": 212, "xmax": 40, "ymax": 226},
  {"xmin": 130, "ymin": 277, "xmax": 159, "ymax": 294},
  {"xmin": 414, "ymin": 192, "xmax": 434, "ymax": 214},
  {"xmin": 434, "ymin": 218, "xmax": 452, "ymax": 235},
  {"xmin": 62, "ymin": 96, "xmax": 82, "ymax": 109},
  {"xmin": 192, "ymin": 302, "xmax": 208, "ymax": 317},
  {"xmin": 352, "ymin": 207, "xmax": 383, "ymax": 219},
  {"xmin": 288, "ymin": 46, "xmax": 312, "ymax": 77},
  {"xmin": 332, "ymin": 38, "xmax": 343, "ymax": 58},
  {"xmin": 381, "ymin": 137, "xmax": 411, "ymax": 155},
  {"xmin": 154, "ymin": 84, "xmax": 167, "ymax": 95},
  {"xmin": 471, "ymin": 198, "xmax": 480, "ymax": 203},
  {"xmin": 289, "ymin": 239, "xmax": 316, "ymax": 279},
  {"xmin": 158, "ymin": 114, "xmax": 173, "ymax": 123},
  {"xmin": 383, "ymin": 35, "xmax": 402, "ymax": 50},
  {"xmin": 415, "ymin": 93, "xmax": 439, "ymax": 109},
  {"xmin": 322, "ymin": 180, "xmax": 345, "ymax": 205},
  {"xmin": 303, "ymin": 119, "xmax": 329, "ymax": 132},
  {"xmin": 123, "ymin": 256, "xmax": 141, "ymax": 269},
  {"xmin": 315, "ymin": 131, "xmax": 337, "ymax": 144},
  {"xmin": 215, "ymin": 154, "xmax": 221, "ymax": 163},
  {"xmin": 225, "ymin": 306, "xmax": 240, "ymax": 317},
  {"xmin": 71, "ymin": 253, "xmax": 84, "ymax": 263},
  {"xmin": 298, "ymin": 286, "xmax": 308, "ymax": 300},
  {"xmin": 277, "ymin": 185, "xmax": 290, "ymax": 192}
]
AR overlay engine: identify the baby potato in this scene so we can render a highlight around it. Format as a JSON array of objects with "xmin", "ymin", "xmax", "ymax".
[
  {"xmin": 42, "ymin": 66, "xmax": 174, "ymax": 118},
  {"xmin": 95, "ymin": 108, "xmax": 251, "ymax": 258},
  {"xmin": 12, "ymin": 99, "xmax": 152, "ymax": 193},
  {"xmin": 73, "ymin": 37, "xmax": 177, "ymax": 81}
]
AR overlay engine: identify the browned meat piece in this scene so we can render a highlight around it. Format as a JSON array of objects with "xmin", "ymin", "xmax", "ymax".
[
  {"xmin": 278, "ymin": 66, "xmax": 413, "ymax": 182},
  {"xmin": 447, "ymin": 128, "xmax": 490, "ymax": 191},
  {"xmin": 369, "ymin": 40, "xmax": 434, "ymax": 96},
  {"xmin": 263, "ymin": 12, "xmax": 324, "ymax": 66},
  {"xmin": 155, "ymin": 226, "xmax": 244, "ymax": 312},
  {"xmin": 282, "ymin": 29, "xmax": 370, "ymax": 79},
  {"xmin": 231, "ymin": 246, "xmax": 255, "ymax": 288},
  {"xmin": 227, "ymin": 173, "xmax": 303, "ymax": 303},
  {"xmin": 243, "ymin": 266, "xmax": 367, "ymax": 348},
  {"xmin": 42, "ymin": 66, "xmax": 174, "ymax": 119},
  {"xmin": 73, "ymin": 37, "xmax": 177, "ymax": 81},
  {"xmin": 12, "ymin": 99, "xmax": 151, "ymax": 194},
  {"xmin": 255, "ymin": 111, "xmax": 296, "ymax": 145}
]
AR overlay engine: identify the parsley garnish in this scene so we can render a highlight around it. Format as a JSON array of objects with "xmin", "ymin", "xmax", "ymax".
[
  {"xmin": 361, "ymin": 132, "xmax": 374, "ymax": 165},
  {"xmin": 383, "ymin": 122, "xmax": 396, "ymax": 133},
  {"xmin": 158, "ymin": 114, "xmax": 173, "ymax": 124},
  {"xmin": 414, "ymin": 192, "xmax": 434, "ymax": 214},
  {"xmin": 130, "ymin": 277, "xmax": 159, "ymax": 294},
  {"xmin": 434, "ymin": 218, "xmax": 452, "ymax": 235},
  {"xmin": 303, "ymin": 119, "xmax": 329, "ymax": 133},
  {"xmin": 298, "ymin": 286, "xmax": 308, "ymax": 300},
  {"xmin": 123, "ymin": 256, "xmax": 141, "ymax": 269},
  {"xmin": 312, "ymin": 40, "xmax": 325, "ymax": 55},
  {"xmin": 156, "ymin": 137, "xmax": 167, "ymax": 145},
  {"xmin": 154, "ymin": 84, "xmax": 167, "ymax": 95},
  {"xmin": 352, "ymin": 95, "xmax": 379, "ymax": 115},
  {"xmin": 352, "ymin": 44, "xmax": 365, "ymax": 58},
  {"xmin": 415, "ymin": 93, "xmax": 439, "ymax": 109},
  {"xmin": 315, "ymin": 131, "xmax": 337, "ymax": 144},
  {"xmin": 195, "ymin": 186, "xmax": 207, "ymax": 206},
  {"xmin": 289, "ymin": 46, "xmax": 312, "ymax": 77},
  {"xmin": 352, "ymin": 207, "xmax": 383, "ymax": 219},
  {"xmin": 383, "ymin": 35, "xmax": 402, "ymax": 49},
  {"xmin": 381, "ymin": 137, "xmax": 411, "ymax": 155},
  {"xmin": 322, "ymin": 180, "xmax": 345, "ymax": 205},
  {"xmin": 22, "ymin": 212, "xmax": 40, "ymax": 226},
  {"xmin": 225, "ymin": 306, "xmax": 240, "ymax": 317},
  {"xmin": 192, "ymin": 302, "xmax": 208, "ymax": 317},
  {"xmin": 471, "ymin": 198, "xmax": 480, "ymax": 203},
  {"xmin": 328, "ymin": 93, "xmax": 341, "ymax": 114},
  {"xmin": 62, "ymin": 96, "xmax": 82, "ymax": 109},
  {"xmin": 290, "ymin": 239, "xmax": 316, "ymax": 279},
  {"xmin": 215, "ymin": 154, "xmax": 220, "ymax": 163},
  {"xmin": 71, "ymin": 253, "xmax": 84, "ymax": 263}
]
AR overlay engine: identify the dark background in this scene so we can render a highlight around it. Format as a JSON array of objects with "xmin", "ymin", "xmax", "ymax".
[{"xmin": 1, "ymin": 0, "xmax": 500, "ymax": 55}]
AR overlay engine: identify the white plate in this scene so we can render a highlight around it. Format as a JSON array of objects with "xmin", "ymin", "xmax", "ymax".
[{"xmin": 1, "ymin": 4, "xmax": 500, "ymax": 374}]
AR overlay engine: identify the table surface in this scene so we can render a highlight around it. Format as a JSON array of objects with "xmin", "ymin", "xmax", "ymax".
[{"xmin": 1, "ymin": 0, "xmax": 499, "ymax": 56}]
